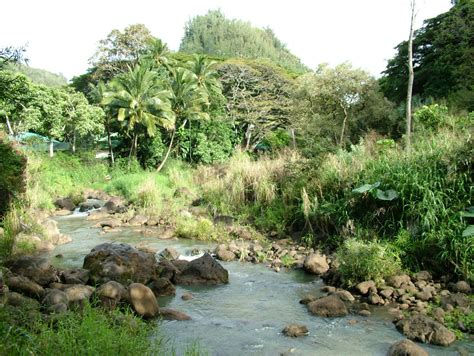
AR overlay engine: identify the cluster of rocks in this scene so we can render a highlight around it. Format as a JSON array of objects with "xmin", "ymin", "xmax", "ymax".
[
  {"xmin": 13, "ymin": 218, "xmax": 71, "ymax": 253},
  {"xmin": 0, "ymin": 242, "xmax": 229, "ymax": 321}
]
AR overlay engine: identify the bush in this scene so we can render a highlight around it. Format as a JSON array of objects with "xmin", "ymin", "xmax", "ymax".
[
  {"xmin": 336, "ymin": 238, "xmax": 402, "ymax": 287},
  {"xmin": 413, "ymin": 104, "xmax": 449, "ymax": 130},
  {"xmin": 175, "ymin": 217, "xmax": 221, "ymax": 241}
]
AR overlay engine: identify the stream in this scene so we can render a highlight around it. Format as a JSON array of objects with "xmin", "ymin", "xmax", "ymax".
[{"xmin": 46, "ymin": 213, "xmax": 472, "ymax": 355}]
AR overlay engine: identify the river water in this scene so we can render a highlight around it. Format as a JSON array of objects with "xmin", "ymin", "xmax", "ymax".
[{"xmin": 48, "ymin": 214, "xmax": 472, "ymax": 356}]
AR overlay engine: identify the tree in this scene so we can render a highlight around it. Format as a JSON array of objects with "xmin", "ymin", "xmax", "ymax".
[
  {"xmin": 89, "ymin": 24, "xmax": 154, "ymax": 81},
  {"xmin": 180, "ymin": 10, "xmax": 307, "ymax": 74},
  {"xmin": 104, "ymin": 64, "xmax": 175, "ymax": 167},
  {"xmin": 293, "ymin": 63, "xmax": 395, "ymax": 151},
  {"xmin": 406, "ymin": 0, "xmax": 416, "ymax": 151},
  {"xmin": 380, "ymin": 1, "xmax": 474, "ymax": 110},
  {"xmin": 0, "ymin": 71, "xmax": 32, "ymax": 135}
]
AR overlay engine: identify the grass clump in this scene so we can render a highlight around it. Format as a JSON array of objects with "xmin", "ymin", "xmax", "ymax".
[
  {"xmin": 336, "ymin": 238, "xmax": 402, "ymax": 287},
  {"xmin": 0, "ymin": 304, "xmax": 157, "ymax": 356},
  {"xmin": 175, "ymin": 217, "xmax": 223, "ymax": 241}
]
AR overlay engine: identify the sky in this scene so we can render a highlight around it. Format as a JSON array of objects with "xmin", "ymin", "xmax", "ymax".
[{"xmin": 2, "ymin": 0, "xmax": 452, "ymax": 80}]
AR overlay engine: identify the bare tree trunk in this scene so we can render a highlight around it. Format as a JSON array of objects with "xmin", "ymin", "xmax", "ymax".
[
  {"xmin": 106, "ymin": 120, "xmax": 114, "ymax": 165},
  {"xmin": 339, "ymin": 106, "xmax": 349, "ymax": 147},
  {"xmin": 291, "ymin": 128, "xmax": 296, "ymax": 149},
  {"xmin": 49, "ymin": 140, "xmax": 54, "ymax": 158},
  {"xmin": 127, "ymin": 133, "xmax": 137, "ymax": 170},
  {"xmin": 5, "ymin": 115, "xmax": 14, "ymax": 136},
  {"xmin": 157, "ymin": 130, "xmax": 175, "ymax": 172},
  {"xmin": 72, "ymin": 131, "xmax": 76, "ymax": 153},
  {"xmin": 406, "ymin": 0, "xmax": 416, "ymax": 152}
]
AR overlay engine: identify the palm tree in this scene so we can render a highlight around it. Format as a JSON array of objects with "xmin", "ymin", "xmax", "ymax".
[{"xmin": 104, "ymin": 64, "xmax": 175, "ymax": 168}]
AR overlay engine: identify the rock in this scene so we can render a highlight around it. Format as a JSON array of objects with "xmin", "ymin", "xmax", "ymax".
[
  {"xmin": 415, "ymin": 291, "xmax": 432, "ymax": 302},
  {"xmin": 413, "ymin": 271, "xmax": 432, "ymax": 282},
  {"xmin": 368, "ymin": 292, "xmax": 383, "ymax": 305},
  {"xmin": 174, "ymin": 253, "xmax": 229, "ymax": 286},
  {"xmin": 99, "ymin": 219, "xmax": 122, "ymax": 228},
  {"xmin": 282, "ymin": 324, "xmax": 309, "ymax": 337},
  {"xmin": 387, "ymin": 339, "xmax": 428, "ymax": 356},
  {"xmin": 356, "ymin": 280, "xmax": 376, "ymax": 295},
  {"xmin": 61, "ymin": 268, "xmax": 89, "ymax": 285},
  {"xmin": 6, "ymin": 291, "xmax": 40, "ymax": 309},
  {"xmin": 334, "ymin": 290, "xmax": 355, "ymax": 302},
  {"xmin": 358, "ymin": 310, "xmax": 371, "ymax": 317},
  {"xmin": 159, "ymin": 247, "xmax": 180, "ymax": 261},
  {"xmin": 42, "ymin": 289, "xmax": 69, "ymax": 307},
  {"xmin": 128, "ymin": 214, "xmax": 148, "ymax": 226},
  {"xmin": 158, "ymin": 308, "xmax": 191, "ymax": 321},
  {"xmin": 64, "ymin": 285, "xmax": 94, "ymax": 305},
  {"xmin": 127, "ymin": 283, "xmax": 159, "ymax": 318},
  {"xmin": 395, "ymin": 314, "xmax": 456, "ymax": 346},
  {"xmin": 303, "ymin": 252, "xmax": 329, "ymax": 275},
  {"xmin": 307, "ymin": 295, "xmax": 348, "ymax": 317},
  {"xmin": 157, "ymin": 260, "xmax": 181, "ymax": 280},
  {"xmin": 299, "ymin": 295, "xmax": 317, "ymax": 305},
  {"xmin": 432, "ymin": 307, "xmax": 445, "ymax": 323},
  {"xmin": 148, "ymin": 278, "xmax": 176, "ymax": 297},
  {"xmin": 54, "ymin": 197, "xmax": 75, "ymax": 211},
  {"xmin": 43, "ymin": 219, "xmax": 71, "ymax": 246},
  {"xmin": 387, "ymin": 275, "xmax": 412, "ymax": 289},
  {"xmin": 450, "ymin": 281, "xmax": 471, "ymax": 294},
  {"xmin": 87, "ymin": 210, "xmax": 109, "ymax": 221},
  {"xmin": 6, "ymin": 256, "xmax": 57, "ymax": 286},
  {"xmin": 6, "ymin": 276, "xmax": 44, "ymax": 298},
  {"xmin": 83, "ymin": 243, "xmax": 157, "ymax": 285},
  {"xmin": 181, "ymin": 293, "xmax": 193, "ymax": 301},
  {"xmin": 13, "ymin": 233, "xmax": 55, "ymax": 252},
  {"xmin": 441, "ymin": 293, "xmax": 470, "ymax": 308},
  {"xmin": 103, "ymin": 197, "xmax": 126, "ymax": 213},
  {"xmin": 46, "ymin": 303, "xmax": 68, "ymax": 314},
  {"xmin": 215, "ymin": 244, "xmax": 236, "ymax": 262},
  {"xmin": 320, "ymin": 286, "xmax": 336, "ymax": 293},
  {"xmin": 380, "ymin": 288, "xmax": 394, "ymax": 299},
  {"xmin": 96, "ymin": 281, "xmax": 126, "ymax": 309}
]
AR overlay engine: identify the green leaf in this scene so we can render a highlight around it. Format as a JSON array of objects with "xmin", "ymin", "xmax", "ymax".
[
  {"xmin": 375, "ymin": 189, "xmax": 399, "ymax": 201},
  {"xmin": 462, "ymin": 225, "xmax": 474, "ymax": 237},
  {"xmin": 461, "ymin": 211, "xmax": 474, "ymax": 218},
  {"xmin": 352, "ymin": 182, "xmax": 380, "ymax": 194}
]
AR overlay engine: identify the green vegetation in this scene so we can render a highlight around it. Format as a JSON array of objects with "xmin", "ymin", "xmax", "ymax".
[
  {"xmin": 180, "ymin": 10, "xmax": 307, "ymax": 74},
  {"xmin": 8, "ymin": 63, "xmax": 67, "ymax": 87}
]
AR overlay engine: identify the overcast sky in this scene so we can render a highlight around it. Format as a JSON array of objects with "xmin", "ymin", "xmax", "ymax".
[{"xmin": 2, "ymin": 0, "xmax": 452, "ymax": 80}]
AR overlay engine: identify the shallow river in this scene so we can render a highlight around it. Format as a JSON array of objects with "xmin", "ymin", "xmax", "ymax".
[{"xmin": 47, "ymin": 214, "xmax": 472, "ymax": 355}]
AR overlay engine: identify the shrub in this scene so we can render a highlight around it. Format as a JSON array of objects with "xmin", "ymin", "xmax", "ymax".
[
  {"xmin": 413, "ymin": 104, "xmax": 449, "ymax": 130},
  {"xmin": 336, "ymin": 238, "xmax": 402, "ymax": 287},
  {"xmin": 175, "ymin": 217, "xmax": 222, "ymax": 241}
]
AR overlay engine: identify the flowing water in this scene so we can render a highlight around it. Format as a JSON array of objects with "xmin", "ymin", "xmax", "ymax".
[{"xmin": 47, "ymin": 213, "xmax": 472, "ymax": 356}]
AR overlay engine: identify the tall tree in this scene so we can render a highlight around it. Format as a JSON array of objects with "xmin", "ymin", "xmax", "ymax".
[
  {"xmin": 406, "ymin": 0, "xmax": 416, "ymax": 151},
  {"xmin": 104, "ymin": 64, "xmax": 175, "ymax": 167}
]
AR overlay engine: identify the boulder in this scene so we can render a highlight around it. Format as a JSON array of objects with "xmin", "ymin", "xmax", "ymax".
[
  {"xmin": 79, "ymin": 201, "xmax": 101, "ymax": 212},
  {"xmin": 380, "ymin": 288, "xmax": 394, "ymax": 299},
  {"xmin": 54, "ymin": 198, "xmax": 75, "ymax": 211},
  {"xmin": 173, "ymin": 253, "xmax": 229, "ymax": 286},
  {"xmin": 148, "ymin": 278, "xmax": 176, "ymax": 297},
  {"xmin": 181, "ymin": 293, "xmax": 193, "ymax": 301},
  {"xmin": 395, "ymin": 315, "xmax": 456, "ymax": 346},
  {"xmin": 303, "ymin": 252, "xmax": 329, "ymax": 275},
  {"xmin": 61, "ymin": 268, "xmax": 89, "ymax": 285},
  {"xmin": 6, "ymin": 291, "xmax": 40, "ymax": 309},
  {"xmin": 99, "ymin": 219, "xmax": 122, "ymax": 229},
  {"xmin": 103, "ymin": 197, "xmax": 127, "ymax": 213},
  {"xmin": 13, "ymin": 233, "xmax": 55, "ymax": 252},
  {"xmin": 441, "ymin": 293, "xmax": 471, "ymax": 308},
  {"xmin": 158, "ymin": 308, "xmax": 191, "ymax": 321},
  {"xmin": 42, "ymin": 219, "xmax": 71, "ymax": 246},
  {"xmin": 282, "ymin": 324, "xmax": 309, "ymax": 337},
  {"xmin": 42, "ymin": 289, "xmax": 69, "ymax": 307},
  {"xmin": 368, "ymin": 292, "xmax": 384, "ymax": 305},
  {"xmin": 334, "ymin": 290, "xmax": 355, "ymax": 302},
  {"xmin": 83, "ymin": 243, "xmax": 157, "ymax": 285},
  {"xmin": 87, "ymin": 210, "xmax": 109, "ymax": 221},
  {"xmin": 96, "ymin": 281, "xmax": 126, "ymax": 310},
  {"xmin": 299, "ymin": 295, "xmax": 317, "ymax": 305},
  {"xmin": 387, "ymin": 339, "xmax": 428, "ymax": 356},
  {"xmin": 412, "ymin": 271, "xmax": 432, "ymax": 282},
  {"xmin": 157, "ymin": 260, "xmax": 182, "ymax": 281},
  {"xmin": 450, "ymin": 281, "xmax": 471, "ymax": 294},
  {"xmin": 307, "ymin": 295, "xmax": 348, "ymax": 317},
  {"xmin": 6, "ymin": 256, "xmax": 57, "ymax": 286},
  {"xmin": 356, "ymin": 280, "xmax": 376, "ymax": 295},
  {"xmin": 127, "ymin": 283, "xmax": 159, "ymax": 318},
  {"xmin": 159, "ymin": 247, "xmax": 180, "ymax": 261},
  {"xmin": 6, "ymin": 276, "xmax": 44, "ymax": 298},
  {"xmin": 46, "ymin": 303, "xmax": 68, "ymax": 314},
  {"xmin": 213, "ymin": 215, "xmax": 235, "ymax": 226},
  {"xmin": 387, "ymin": 275, "xmax": 412, "ymax": 289},
  {"xmin": 320, "ymin": 286, "xmax": 336, "ymax": 293},
  {"xmin": 215, "ymin": 244, "xmax": 236, "ymax": 262},
  {"xmin": 128, "ymin": 215, "xmax": 148, "ymax": 226},
  {"xmin": 64, "ymin": 285, "xmax": 95, "ymax": 305}
]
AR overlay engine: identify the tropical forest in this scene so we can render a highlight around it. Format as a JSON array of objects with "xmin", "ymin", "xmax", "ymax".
[{"xmin": 0, "ymin": 1, "xmax": 472, "ymax": 355}]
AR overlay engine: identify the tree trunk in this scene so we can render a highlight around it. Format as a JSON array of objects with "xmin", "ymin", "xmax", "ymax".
[
  {"xmin": 291, "ymin": 128, "xmax": 296, "ymax": 149},
  {"xmin": 72, "ymin": 131, "xmax": 76, "ymax": 153},
  {"xmin": 127, "ymin": 133, "xmax": 137, "ymax": 170},
  {"xmin": 406, "ymin": 0, "xmax": 416, "ymax": 152},
  {"xmin": 49, "ymin": 140, "xmax": 54, "ymax": 158},
  {"xmin": 157, "ymin": 130, "xmax": 175, "ymax": 172},
  {"xmin": 5, "ymin": 115, "xmax": 14, "ymax": 136},
  {"xmin": 106, "ymin": 121, "xmax": 114, "ymax": 166},
  {"xmin": 339, "ymin": 106, "xmax": 349, "ymax": 147}
]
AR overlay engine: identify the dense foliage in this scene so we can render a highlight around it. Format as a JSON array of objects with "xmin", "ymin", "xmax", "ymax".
[
  {"xmin": 8, "ymin": 63, "xmax": 67, "ymax": 87},
  {"xmin": 380, "ymin": 0, "xmax": 474, "ymax": 110},
  {"xmin": 180, "ymin": 10, "xmax": 307, "ymax": 74}
]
